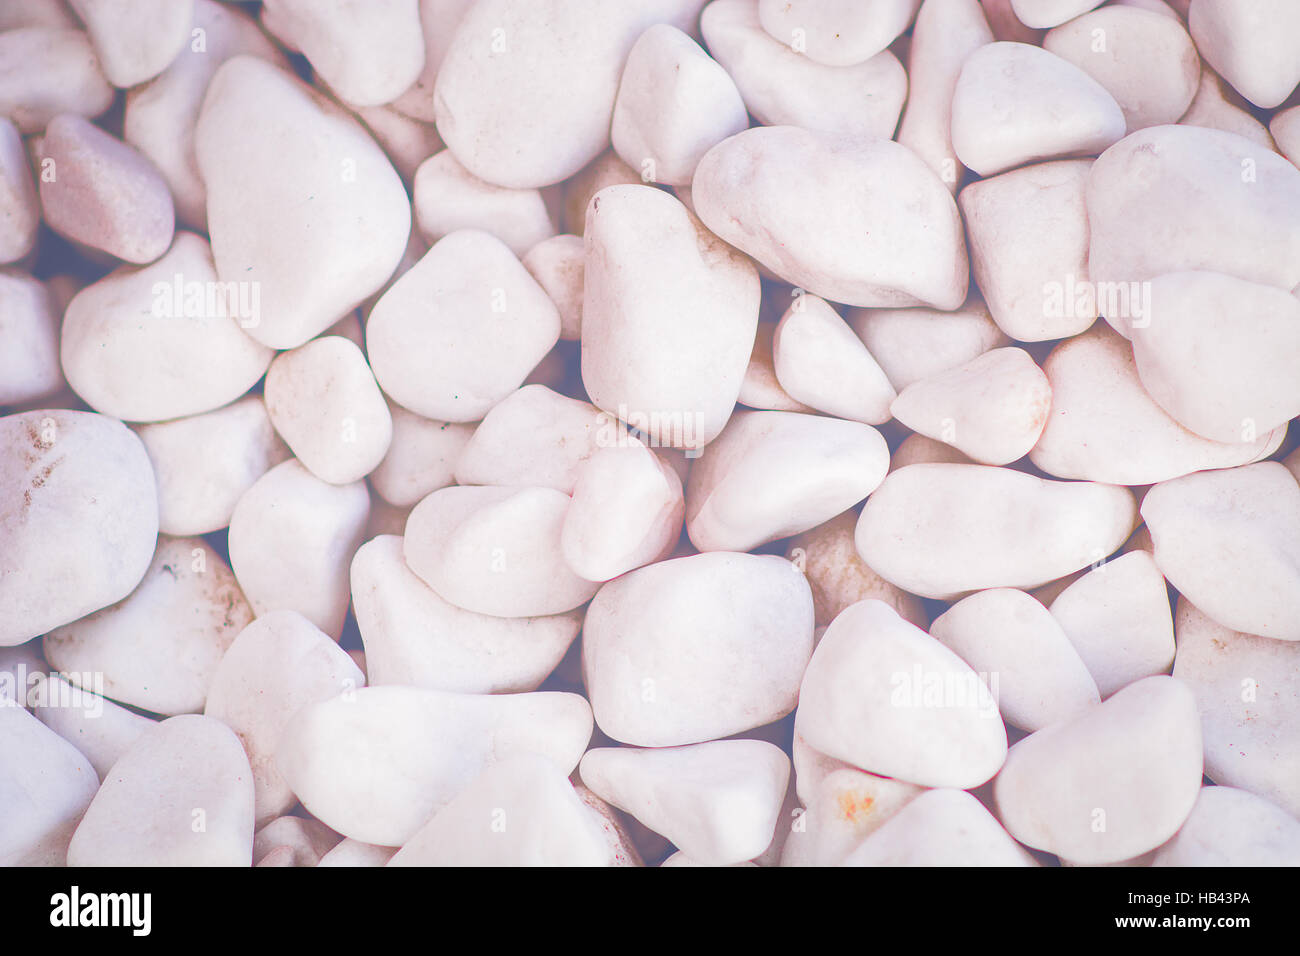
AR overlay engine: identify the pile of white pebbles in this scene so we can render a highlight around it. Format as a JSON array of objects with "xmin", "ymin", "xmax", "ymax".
[{"xmin": 2, "ymin": 0, "xmax": 1300, "ymax": 868}]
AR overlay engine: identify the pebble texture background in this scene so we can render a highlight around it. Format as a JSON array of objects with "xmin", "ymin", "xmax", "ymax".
[{"xmin": 1, "ymin": 0, "xmax": 1299, "ymax": 869}]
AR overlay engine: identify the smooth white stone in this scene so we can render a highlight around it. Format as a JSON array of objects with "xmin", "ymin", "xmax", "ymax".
[
  {"xmin": 0, "ymin": 119, "xmax": 39, "ymax": 262},
  {"xmin": 404, "ymin": 485, "xmax": 599, "ymax": 617},
  {"xmin": 1131, "ymin": 271, "xmax": 1300, "ymax": 443},
  {"xmin": 34, "ymin": 674, "xmax": 155, "ymax": 779},
  {"xmin": 60, "ymin": 233, "xmax": 273, "ymax": 422},
  {"xmin": 351, "ymin": 535, "xmax": 580, "ymax": 694},
  {"xmin": 227, "ymin": 460, "xmax": 370, "ymax": 638},
  {"xmin": 951, "ymin": 42, "xmax": 1126, "ymax": 178},
  {"xmin": 1188, "ymin": 0, "xmax": 1300, "ymax": 109},
  {"xmin": 612, "ymin": 24, "xmax": 747, "ymax": 187},
  {"xmin": 196, "ymin": 55, "xmax": 411, "ymax": 349},
  {"xmin": 1008, "ymin": 0, "xmax": 1104, "ymax": 29},
  {"xmin": 204, "ymin": 610, "xmax": 365, "ymax": 824},
  {"xmin": 68, "ymin": 715, "xmax": 254, "ymax": 866},
  {"xmin": 1043, "ymin": 6, "xmax": 1199, "ymax": 131},
  {"xmin": 1173, "ymin": 598, "xmax": 1300, "ymax": 817},
  {"xmin": 693, "ymin": 126, "xmax": 968, "ymax": 309},
  {"xmin": 0, "ymin": 704, "xmax": 98, "ymax": 866},
  {"xmin": 0, "ymin": 28, "xmax": 114, "ymax": 134},
  {"xmin": 701, "ymin": 0, "xmax": 907, "ymax": 140},
  {"xmin": 796, "ymin": 599, "xmax": 1008, "ymax": 788},
  {"xmin": 583, "ymin": 552, "xmax": 813, "ymax": 746},
  {"xmin": 856, "ymin": 464, "xmax": 1137, "ymax": 600},
  {"xmin": 389, "ymin": 754, "xmax": 613, "ymax": 866},
  {"xmin": 133, "ymin": 395, "xmax": 291, "ymax": 536},
  {"xmin": 124, "ymin": 0, "xmax": 286, "ymax": 231},
  {"xmin": 561, "ymin": 437, "xmax": 684, "ymax": 582},
  {"xmin": 455, "ymin": 385, "xmax": 613, "ymax": 494},
  {"xmin": 1152, "ymin": 786, "xmax": 1300, "ymax": 867},
  {"xmin": 367, "ymin": 229, "xmax": 561, "ymax": 422},
  {"xmin": 39, "ymin": 113, "xmax": 175, "ymax": 264},
  {"xmin": 68, "ymin": 0, "xmax": 192, "ymax": 88},
  {"xmin": 368, "ymin": 404, "xmax": 473, "ymax": 508},
  {"xmin": 1048, "ymin": 551, "xmax": 1175, "ymax": 698},
  {"xmin": 413, "ymin": 149, "xmax": 557, "ymax": 256},
  {"xmin": 897, "ymin": 0, "xmax": 995, "ymax": 191},
  {"xmin": 0, "ymin": 410, "xmax": 158, "ymax": 646},
  {"xmin": 264, "ymin": 336, "xmax": 393, "ymax": 485},
  {"xmin": 581, "ymin": 740, "xmax": 789, "ymax": 865},
  {"xmin": 842, "ymin": 789, "xmax": 1036, "ymax": 866},
  {"xmin": 779, "ymin": 766, "xmax": 921, "ymax": 867},
  {"xmin": 1086, "ymin": 125, "xmax": 1300, "ymax": 300},
  {"xmin": 931, "ymin": 588, "xmax": 1100, "ymax": 731},
  {"xmin": 44, "ymin": 536, "xmax": 253, "ymax": 715},
  {"xmin": 685, "ymin": 410, "xmax": 889, "ymax": 552},
  {"xmin": 786, "ymin": 510, "xmax": 928, "ymax": 629},
  {"xmin": 959, "ymin": 159, "xmax": 1096, "ymax": 341},
  {"xmin": 317, "ymin": 838, "xmax": 397, "ymax": 867},
  {"xmin": 354, "ymin": 104, "xmax": 443, "ymax": 185},
  {"xmin": 0, "ymin": 273, "xmax": 61, "ymax": 405},
  {"xmin": 522, "ymin": 234, "xmax": 584, "ymax": 341},
  {"xmin": 261, "ymin": 0, "xmax": 424, "ymax": 107},
  {"xmin": 1031, "ymin": 324, "xmax": 1283, "ymax": 484},
  {"xmin": 889, "ymin": 347, "xmax": 1052, "ymax": 465},
  {"xmin": 253, "ymin": 815, "xmax": 341, "ymax": 868},
  {"xmin": 994, "ymin": 675, "xmax": 1203, "ymax": 863},
  {"xmin": 581, "ymin": 184, "xmax": 760, "ymax": 450},
  {"xmin": 772, "ymin": 294, "xmax": 896, "ymax": 425},
  {"xmin": 276, "ymin": 685, "xmax": 593, "ymax": 845},
  {"xmin": 433, "ymin": 0, "xmax": 707, "ymax": 188},
  {"xmin": 848, "ymin": 294, "xmax": 1009, "ymax": 392},
  {"xmin": 1142, "ymin": 462, "xmax": 1300, "ymax": 642}
]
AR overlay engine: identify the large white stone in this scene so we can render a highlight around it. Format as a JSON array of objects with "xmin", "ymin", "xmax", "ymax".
[
  {"xmin": 930, "ymin": 588, "xmax": 1099, "ymax": 731},
  {"xmin": 412, "ymin": 149, "xmax": 557, "ymax": 256},
  {"xmin": 693, "ymin": 126, "xmax": 968, "ymax": 310},
  {"xmin": 226, "ymin": 460, "xmax": 370, "ymax": 638},
  {"xmin": 685, "ymin": 410, "xmax": 889, "ymax": 552},
  {"xmin": 68, "ymin": 715, "xmax": 255, "ymax": 866},
  {"xmin": 993, "ymin": 675, "xmax": 1202, "ymax": 863},
  {"xmin": 950, "ymin": 42, "xmax": 1126, "ymax": 178},
  {"xmin": 0, "ymin": 704, "xmax": 99, "ymax": 866},
  {"xmin": 1188, "ymin": 0, "xmax": 1300, "ymax": 109},
  {"xmin": 889, "ymin": 347, "xmax": 1051, "ymax": 465},
  {"xmin": 583, "ymin": 552, "xmax": 813, "ymax": 746},
  {"xmin": 849, "ymin": 295, "xmax": 1008, "ymax": 392},
  {"xmin": 68, "ymin": 0, "xmax": 192, "ymax": 88},
  {"xmin": 1152, "ymin": 786, "xmax": 1300, "ymax": 867},
  {"xmin": 796, "ymin": 599, "xmax": 1008, "ymax": 788},
  {"xmin": 367, "ymin": 230, "xmax": 561, "ymax": 423},
  {"xmin": 0, "ymin": 410, "xmax": 158, "ymax": 646},
  {"xmin": 34, "ymin": 674, "xmax": 155, "ymax": 779},
  {"xmin": 581, "ymin": 184, "xmax": 759, "ymax": 450},
  {"xmin": 264, "ymin": 336, "xmax": 393, "ymax": 485},
  {"xmin": 1048, "ymin": 551, "xmax": 1176, "ymax": 699},
  {"xmin": 580, "ymin": 740, "xmax": 790, "ymax": 865},
  {"xmin": 0, "ymin": 28, "xmax": 114, "ymax": 134},
  {"xmin": 275, "ymin": 685, "xmax": 593, "ymax": 845},
  {"xmin": 1173, "ymin": 599, "xmax": 1300, "ymax": 817},
  {"xmin": 1142, "ymin": 462, "xmax": 1300, "ymax": 642},
  {"xmin": 841, "ymin": 788, "xmax": 1036, "ymax": 866},
  {"xmin": 856, "ymin": 464, "xmax": 1136, "ymax": 599},
  {"xmin": 196, "ymin": 55, "xmax": 411, "ymax": 349}
]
